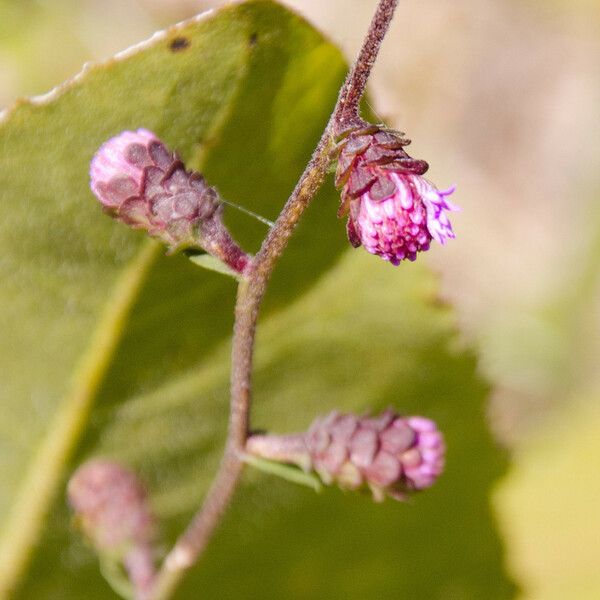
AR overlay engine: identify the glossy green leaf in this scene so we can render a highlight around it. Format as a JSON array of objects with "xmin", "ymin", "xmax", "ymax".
[{"xmin": 0, "ymin": 1, "xmax": 514, "ymax": 598}]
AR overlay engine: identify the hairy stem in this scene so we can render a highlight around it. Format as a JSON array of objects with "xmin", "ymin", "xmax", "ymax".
[
  {"xmin": 147, "ymin": 1, "xmax": 399, "ymax": 598},
  {"xmin": 335, "ymin": 0, "xmax": 399, "ymax": 134}
]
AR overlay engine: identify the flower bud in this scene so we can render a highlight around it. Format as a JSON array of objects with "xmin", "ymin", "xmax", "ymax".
[
  {"xmin": 68, "ymin": 460, "xmax": 156, "ymax": 593},
  {"xmin": 90, "ymin": 129, "xmax": 249, "ymax": 273},
  {"xmin": 246, "ymin": 409, "xmax": 445, "ymax": 502},
  {"xmin": 335, "ymin": 125, "xmax": 458, "ymax": 265}
]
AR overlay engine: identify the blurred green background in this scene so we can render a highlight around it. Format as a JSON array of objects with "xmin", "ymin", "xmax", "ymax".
[{"xmin": 1, "ymin": 0, "xmax": 599, "ymax": 598}]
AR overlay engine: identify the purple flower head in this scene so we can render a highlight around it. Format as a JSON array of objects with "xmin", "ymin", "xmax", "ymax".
[
  {"xmin": 90, "ymin": 129, "xmax": 158, "ymax": 207},
  {"xmin": 67, "ymin": 459, "xmax": 155, "ymax": 552},
  {"xmin": 68, "ymin": 460, "xmax": 157, "ymax": 593},
  {"xmin": 306, "ymin": 409, "xmax": 445, "ymax": 501},
  {"xmin": 402, "ymin": 416, "xmax": 447, "ymax": 491},
  {"xmin": 336, "ymin": 125, "xmax": 459, "ymax": 265},
  {"xmin": 90, "ymin": 129, "xmax": 217, "ymax": 249},
  {"xmin": 89, "ymin": 129, "xmax": 249, "ymax": 272},
  {"xmin": 246, "ymin": 409, "xmax": 446, "ymax": 502}
]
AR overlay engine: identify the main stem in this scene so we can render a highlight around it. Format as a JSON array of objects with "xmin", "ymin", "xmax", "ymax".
[{"xmin": 148, "ymin": 1, "xmax": 398, "ymax": 598}]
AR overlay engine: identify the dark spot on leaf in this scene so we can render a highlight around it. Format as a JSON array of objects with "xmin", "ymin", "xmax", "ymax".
[
  {"xmin": 249, "ymin": 33, "xmax": 258, "ymax": 47},
  {"xmin": 169, "ymin": 37, "xmax": 190, "ymax": 52}
]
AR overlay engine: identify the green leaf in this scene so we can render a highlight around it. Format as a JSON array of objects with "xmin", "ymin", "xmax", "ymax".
[
  {"xmin": 98, "ymin": 557, "xmax": 135, "ymax": 600},
  {"xmin": 184, "ymin": 255, "xmax": 516, "ymax": 600},
  {"xmin": 241, "ymin": 454, "xmax": 323, "ymax": 493},
  {"xmin": 0, "ymin": 1, "xmax": 514, "ymax": 598},
  {"xmin": 187, "ymin": 253, "xmax": 241, "ymax": 280},
  {"xmin": 11, "ymin": 253, "xmax": 515, "ymax": 599},
  {"xmin": 0, "ymin": 1, "xmax": 346, "ymax": 594}
]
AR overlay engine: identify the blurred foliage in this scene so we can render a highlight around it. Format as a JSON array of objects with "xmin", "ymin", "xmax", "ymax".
[
  {"xmin": 1, "ymin": 0, "xmax": 599, "ymax": 598},
  {"xmin": 496, "ymin": 394, "xmax": 600, "ymax": 600}
]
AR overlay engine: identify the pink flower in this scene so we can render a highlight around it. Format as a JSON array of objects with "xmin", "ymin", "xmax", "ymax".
[
  {"xmin": 336, "ymin": 125, "xmax": 459, "ymax": 265},
  {"xmin": 90, "ymin": 128, "xmax": 158, "ymax": 208},
  {"xmin": 89, "ymin": 129, "xmax": 216, "ymax": 246},
  {"xmin": 352, "ymin": 173, "xmax": 458, "ymax": 265},
  {"xmin": 403, "ymin": 416, "xmax": 446, "ymax": 490},
  {"xmin": 68, "ymin": 460, "xmax": 157, "ymax": 593},
  {"xmin": 245, "ymin": 409, "xmax": 446, "ymax": 502},
  {"xmin": 89, "ymin": 129, "xmax": 249, "ymax": 272},
  {"xmin": 67, "ymin": 460, "xmax": 155, "ymax": 551},
  {"xmin": 306, "ymin": 409, "xmax": 446, "ymax": 500}
]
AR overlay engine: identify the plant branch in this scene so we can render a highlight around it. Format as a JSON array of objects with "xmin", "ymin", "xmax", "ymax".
[
  {"xmin": 147, "ymin": 1, "xmax": 399, "ymax": 598},
  {"xmin": 335, "ymin": 0, "xmax": 399, "ymax": 134}
]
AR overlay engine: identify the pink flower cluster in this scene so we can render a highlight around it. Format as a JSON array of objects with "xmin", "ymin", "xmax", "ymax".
[
  {"xmin": 336, "ymin": 126, "xmax": 458, "ymax": 265},
  {"xmin": 352, "ymin": 173, "xmax": 457, "ymax": 265},
  {"xmin": 306, "ymin": 409, "xmax": 445, "ymax": 501},
  {"xmin": 245, "ymin": 409, "xmax": 446, "ymax": 502},
  {"xmin": 90, "ymin": 129, "xmax": 219, "ymax": 250},
  {"xmin": 89, "ymin": 129, "xmax": 249, "ymax": 272},
  {"xmin": 68, "ymin": 460, "xmax": 157, "ymax": 593},
  {"xmin": 67, "ymin": 459, "xmax": 154, "ymax": 551}
]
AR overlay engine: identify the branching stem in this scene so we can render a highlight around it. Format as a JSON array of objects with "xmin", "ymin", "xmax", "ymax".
[{"xmin": 147, "ymin": 1, "xmax": 399, "ymax": 598}]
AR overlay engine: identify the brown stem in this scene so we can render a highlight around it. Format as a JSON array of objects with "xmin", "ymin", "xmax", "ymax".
[
  {"xmin": 199, "ymin": 215, "xmax": 251, "ymax": 274},
  {"xmin": 335, "ymin": 0, "xmax": 399, "ymax": 136},
  {"xmin": 147, "ymin": 1, "xmax": 399, "ymax": 598}
]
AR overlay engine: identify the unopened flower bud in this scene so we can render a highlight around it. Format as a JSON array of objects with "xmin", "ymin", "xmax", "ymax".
[
  {"xmin": 335, "ymin": 125, "xmax": 458, "ymax": 265},
  {"xmin": 246, "ymin": 409, "xmax": 445, "ymax": 502},
  {"xmin": 90, "ymin": 129, "xmax": 249, "ymax": 273},
  {"xmin": 68, "ymin": 460, "xmax": 156, "ymax": 593}
]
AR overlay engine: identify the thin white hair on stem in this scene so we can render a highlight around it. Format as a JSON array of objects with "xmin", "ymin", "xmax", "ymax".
[
  {"xmin": 365, "ymin": 98, "xmax": 385, "ymax": 124},
  {"xmin": 220, "ymin": 199, "xmax": 275, "ymax": 228}
]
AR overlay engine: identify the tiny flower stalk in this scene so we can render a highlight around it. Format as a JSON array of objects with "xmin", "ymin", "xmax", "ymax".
[
  {"xmin": 334, "ymin": 124, "xmax": 458, "ymax": 265},
  {"xmin": 245, "ymin": 409, "xmax": 446, "ymax": 502},
  {"xmin": 68, "ymin": 460, "xmax": 158, "ymax": 600},
  {"xmin": 90, "ymin": 129, "xmax": 250, "ymax": 274}
]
